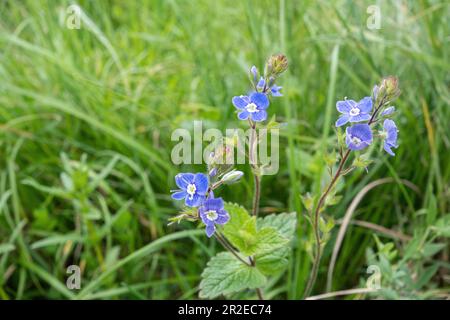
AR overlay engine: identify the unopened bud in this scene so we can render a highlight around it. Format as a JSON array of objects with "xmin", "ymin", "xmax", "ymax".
[
  {"xmin": 220, "ymin": 170, "xmax": 244, "ymax": 184},
  {"xmin": 265, "ymin": 54, "xmax": 288, "ymax": 77}
]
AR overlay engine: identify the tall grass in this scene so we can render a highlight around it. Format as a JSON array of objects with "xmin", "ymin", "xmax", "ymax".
[{"xmin": 0, "ymin": 0, "xmax": 448, "ymax": 299}]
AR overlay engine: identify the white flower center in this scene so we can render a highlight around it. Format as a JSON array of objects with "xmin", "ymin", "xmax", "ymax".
[
  {"xmin": 349, "ymin": 107, "xmax": 360, "ymax": 116},
  {"xmin": 205, "ymin": 210, "xmax": 218, "ymax": 221},
  {"xmin": 351, "ymin": 136, "xmax": 362, "ymax": 146},
  {"xmin": 186, "ymin": 183, "xmax": 196, "ymax": 199},
  {"xmin": 245, "ymin": 103, "xmax": 258, "ymax": 113}
]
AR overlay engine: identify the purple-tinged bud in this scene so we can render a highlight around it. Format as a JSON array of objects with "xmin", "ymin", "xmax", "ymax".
[
  {"xmin": 381, "ymin": 106, "xmax": 395, "ymax": 116},
  {"xmin": 220, "ymin": 170, "xmax": 244, "ymax": 184},
  {"xmin": 265, "ymin": 54, "xmax": 288, "ymax": 78}
]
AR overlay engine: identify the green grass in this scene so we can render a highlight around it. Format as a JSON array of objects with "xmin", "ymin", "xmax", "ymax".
[{"xmin": 0, "ymin": 0, "xmax": 448, "ymax": 299}]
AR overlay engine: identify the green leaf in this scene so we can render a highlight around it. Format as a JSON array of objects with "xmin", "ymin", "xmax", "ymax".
[
  {"xmin": 253, "ymin": 227, "xmax": 289, "ymax": 255},
  {"xmin": 257, "ymin": 212, "xmax": 296, "ymax": 240},
  {"xmin": 199, "ymin": 252, "xmax": 266, "ymax": 299},
  {"xmin": 255, "ymin": 212, "xmax": 297, "ymax": 275},
  {"xmin": 222, "ymin": 203, "xmax": 258, "ymax": 256},
  {"xmin": 432, "ymin": 214, "xmax": 450, "ymax": 237}
]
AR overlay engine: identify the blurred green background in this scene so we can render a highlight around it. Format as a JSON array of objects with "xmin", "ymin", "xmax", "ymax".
[{"xmin": 0, "ymin": 0, "xmax": 448, "ymax": 299}]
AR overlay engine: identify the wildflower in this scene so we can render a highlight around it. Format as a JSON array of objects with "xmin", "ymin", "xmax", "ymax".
[
  {"xmin": 171, "ymin": 173, "xmax": 208, "ymax": 207},
  {"xmin": 199, "ymin": 197, "xmax": 230, "ymax": 237},
  {"xmin": 382, "ymin": 119, "xmax": 399, "ymax": 156},
  {"xmin": 232, "ymin": 92, "xmax": 269, "ymax": 122},
  {"xmin": 270, "ymin": 84, "xmax": 282, "ymax": 97},
  {"xmin": 381, "ymin": 106, "xmax": 395, "ymax": 116},
  {"xmin": 345, "ymin": 124, "xmax": 373, "ymax": 151},
  {"xmin": 335, "ymin": 97, "xmax": 373, "ymax": 127}
]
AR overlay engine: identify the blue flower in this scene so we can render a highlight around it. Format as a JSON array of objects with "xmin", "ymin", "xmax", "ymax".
[
  {"xmin": 383, "ymin": 119, "xmax": 398, "ymax": 156},
  {"xmin": 345, "ymin": 124, "xmax": 373, "ymax": 151},
  {"xmin": 232, "ymin": 92, "xmax": 269, "ymax": 122},
  {"xmin": 171, "ymin": 173, "xmax": 208, "ymax": 207},
  {"xmin": 199, "ymin": 197, "xmax": 229, "ymax": 237},
  {"xmin": 270, "ymin": 84, "xmax": 282, "ymax": 97},
  {"xmin": 381, "ymin": 106, "xmax": 395, "ymax": 116},
  {"xmin": 335, "ymin": 97, "xmax": 373, "ymax": 127}
]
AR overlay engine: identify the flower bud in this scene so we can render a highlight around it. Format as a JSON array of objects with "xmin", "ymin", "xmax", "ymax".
[
  {"xmin": 220, "ymin": 170, "xmax": 244, "ymax": 184},
  {"xmin": 377, "ymin": 76, "xmax": 400, "ymax": 103},
  {"xmin": 265, "ymin": 54, "xmax": 288, "ymax": 77}
]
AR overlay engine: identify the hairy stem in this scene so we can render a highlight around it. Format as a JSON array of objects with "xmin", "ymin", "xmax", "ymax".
[
  {"xmin": 252, "ymin": 174, "xmax": 261, "ymax": 216},
  {"xmin": 215, "ymin": 232, "xmax": 250, "ymax": 266},
  {"xmin": 248, "ymin": 119, "xmax": 264, "ymax": 299},
  {"xmin": 303, "ymin": 149, "xmax": 350, "ymax": 298}
]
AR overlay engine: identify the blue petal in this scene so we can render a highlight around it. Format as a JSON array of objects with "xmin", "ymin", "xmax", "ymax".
[
  {"xmin": 194, "ymin": 173, "xmax": 209, "ymax": 195},
  {"xmin": 185, "ymin": 193, "xmax": 204, "ymax": 207},
  {"xmin": 205, "ymin": 224, "xmax": 216, "ymax": 238},
  {"xmin": 251, "ymin": 110, "xmax": 267, "ymax": 122},
  {"xmin": 384, "ymin": 142, "xmax": 395, "ymax": 156},
  {"xmin": 335, "ymin": 114, "xmax": 350, "ymax": 127},
  {"xmin": 238, "ymin": 110, "xmax": 250, "ymax": 120},
  {"xmin": 349, "ymin": 113, "xmax": 371, "ymax": 123},
  {"xmin": 357, "ymin": 97, "xmax": 373, "ymax": 113},
  {"xmin": 384, "ymin": 119, "xmax": 398, "ymax": 147},
  {"xmin": 270, "ymin": 85, "xmax": 282, "ymax": 97},
  {"xmin": 175, "ymin": 173, "xmax": 194, "ymax": 189},
  {"xmin": 198, "ymin": 208, "xmax": 210, "ymax": 225},
  {"xmin": 215, "ymin": 211, "xmax": 230, "ymax": 225},
  {"xmin": 205, "ymin": 197, "xmax": 224, "ymax": 211},
  {"xmin": 171, "ymin": 190, "xmax": 186, "ymax": 200},
  {"xmin": 336, "ymin": 100, "xmax": 356, "ymax": 113},
  {"xmin": 349, "ymin": 124, "xmax": 373, "ymax": 142},
  {"xmin": 250, "ymin": 92, "xmax": 269, "ymax": 109},
  {"xmin": 232, "ymin": 96, "xmax": 248, "ymax": 110}
]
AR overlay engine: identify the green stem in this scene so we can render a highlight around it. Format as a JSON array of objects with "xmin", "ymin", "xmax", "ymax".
[{"xmin": 303, "ymin": 149, "xmax": 350, "ymax": 298}]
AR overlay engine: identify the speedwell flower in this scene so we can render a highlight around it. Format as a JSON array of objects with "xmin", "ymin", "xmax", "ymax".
[
  {"xmin": 199, "ymin": 197, "xmax": 230, "ymax": 237},
  {"xmin": 382, "ymin": 119, "xmax": 399, "ymax": 156},
  {"xmin": 171, "ymin": 173, "xmax": 208, "ymax": 207},
  {"xmin": 270, "ymin": 84, "xmax": 282, "ymax": 97},
  {"xmin": 335, "ymin": 97, "xmax": 373, "ymax": 127},
  {"xmin": 345, "ymin": 124, "xmax": 373, "ymax": 151},
  {"xmin": 232, "ymin": 92, "xmax": 269, "ymax": 122}
]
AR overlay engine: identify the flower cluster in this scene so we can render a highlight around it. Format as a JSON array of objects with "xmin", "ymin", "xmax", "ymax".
[
  {"xmin": 336, "ymin": 77, "xmax": 400, "ymax": 156},
  {"xmin": 232, "ymin": 54, "xmax": 287, "ymax": 122},
  {"xmin": 171, "ymin": 55, "xmax": 287, "ymax": 237}
]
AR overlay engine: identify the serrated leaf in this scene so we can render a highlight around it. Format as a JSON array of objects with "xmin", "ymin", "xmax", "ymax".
[
  {"xmin": 257, "ymin": 212, "xmax": 296, "ymax": 240},
  {"xmin": 256, "ymin": 247, "xmax": 289, "ymax": 275},
  {"xmin": 199, "ymin": 252, "xmax": 266, "ymax": 299},
  {"xmin": 255, "ymin": 212, "xmax": 297, "ymax": 275},
  {"xmin": 253, "ymin": 227, "xmax": 289, "ymax": 255}
]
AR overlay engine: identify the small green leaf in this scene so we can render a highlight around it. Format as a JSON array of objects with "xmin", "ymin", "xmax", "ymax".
[
  {"xmin": 300, "ymin": 193, "xmax": 315, "ymax": 213},
  {"xmin": 199, "ymin": 252, "xmax": 267, "ymax": 299},
  {"xmin": 432, "ymin": 214, "xmax": 450, "ymax": 237}
]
